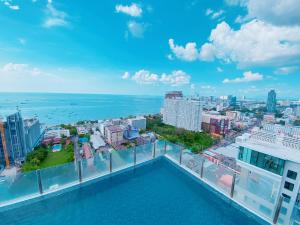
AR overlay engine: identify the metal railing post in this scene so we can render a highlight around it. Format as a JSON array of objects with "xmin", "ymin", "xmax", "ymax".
[
  {"xmin": 200, "ymin": 159, "xmax": 204, "ymax": 178},
  {"xmin": 230, "ymin": 172, "xmax": 236, "ymax": 198},
  {"xmin": 153, "ymin": 142, "xmax": 156, "ymax": 159},
  {"xmin": 273, "ymin": 195, "xmax": 283, "ymax": 224},
  {"xmin": 77, "ymin": 160, "xmax": 82, "ymax": 183},
  {"xmin": 134, "ymin": 147, "xmax": 137, "ymax": 166},
  {"xmin": 179, "ymin": 147, "xmax": 183, "ymax": 165},
  {"xmin": 36, "ymin": 169, "xmax": 43, "ymax": 194},
  {"xmin": 109, "ymin": 152, "xmax": 112, "ymax": 173},
  {"xmin": 164, "ymin": 141, "xmax": 167, "ymax": 154}
]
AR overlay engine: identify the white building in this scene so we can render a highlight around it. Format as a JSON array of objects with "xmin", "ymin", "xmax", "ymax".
[
  {"xmin": 128, "ymin": 116, "xmax": 146, "ymax": 130},
  {"xmin": 162, "ymin": 98, "xmax": 202, "ymax": 132},
  {"xmin": 226, "ymin": 111, "xmax": 241, "ymax": 121},
  {"xmin": 44, "ymin": 128, "xmax": 70, "ymax": 139},
  {"xmin": 99, "ymin": 121, "xmax": 113, "ymax": 136},
  {"xmin": 235, "ymin": 128, "xmax": 300, "ymax": 224},
  {"xmin": 105, "ymin": 125, "xmax": 124, "ymax": 145},
  {"xmin": 90, "ymin": 131, "xmax": 106, "ymax": 149}
]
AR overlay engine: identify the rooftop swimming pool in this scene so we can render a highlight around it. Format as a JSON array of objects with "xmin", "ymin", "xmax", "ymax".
[{"xmin": 0, "ymin": 157, "xmax": 264, "ymax": 225}]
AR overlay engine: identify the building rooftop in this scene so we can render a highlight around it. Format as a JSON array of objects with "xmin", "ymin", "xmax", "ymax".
[
  {"xmin": 236, "ymin": 127, "xmax": 300, "ymax": 164},
  {"xmin": 106, "ymin": 125, "xmax": 124, "ymax": 132}
]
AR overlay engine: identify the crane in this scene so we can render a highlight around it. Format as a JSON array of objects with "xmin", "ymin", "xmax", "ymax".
[{"xmin": 0, "ymin": 117, "xmax": 10, "ymax": 169}]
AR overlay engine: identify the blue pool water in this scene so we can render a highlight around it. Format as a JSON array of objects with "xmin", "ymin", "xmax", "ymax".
[
  {"xmin": 0, "ymin": 158, "xmax": 263, "ymax": 225},
  {"xmin": 52, "ymin": 144, "xmax": 62, "ymax": 152},
  {"xmin": 79, "ymin": 137, "xmax": 89, "ymax": 143}
]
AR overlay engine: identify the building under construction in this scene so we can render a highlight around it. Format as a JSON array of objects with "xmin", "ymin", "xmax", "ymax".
[{"xmin": 0, "ymin": 118, "xmax": 10, "ymax": 168}]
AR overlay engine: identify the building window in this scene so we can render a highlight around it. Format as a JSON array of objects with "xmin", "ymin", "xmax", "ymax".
[
  {"xmin": 238, "ymin": 147, "xmax": 285, "ymax": 175},
  {"xmin": 280, "ymin": 207, "xmax": 287, "ymax": 215},
  {"xmin": 282, "ymin": 193, "xmax": 291, "ymax": 203},
  {"xmin": 284, "ymin": 182, "xmax": 294, "ymax": 191},
  {"xmin": 287, "ymin": 170, "xmax": 297, "ymax": 180}
]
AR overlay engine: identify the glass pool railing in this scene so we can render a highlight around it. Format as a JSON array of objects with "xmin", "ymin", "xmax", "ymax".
[{"xmin": 0, "ymin": 140, "xmax": 295, "ymax": 225}]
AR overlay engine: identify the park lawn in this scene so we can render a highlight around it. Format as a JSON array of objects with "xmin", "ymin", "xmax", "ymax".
[
  {"xmin": 146, "ymin": 115, "xmax": 216, "ymax": 153},
  {"xmin": 22, "ymin": 144, "xmax": 74, "ymax": 172},
  {"xmin": 39, "ymin": 147, "xmax": 74, "ymax": 169}
]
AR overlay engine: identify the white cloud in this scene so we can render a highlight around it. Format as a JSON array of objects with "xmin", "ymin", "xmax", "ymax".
[
  {"xmin": 1, "ymin": 0, "xmax": 19, "ymax": 10},
  {"xmin": 43, "ymin": 1, "xmax": 69, "ymax": 28},
  {"xmin": 190, "ymin": 84, "xmax": 195, "ymax": 89},
  {"xmin": 200, "ymin": 85, "xmax": 214, "ymax": 89},
  {"xmin": 160, "ymin": 70, "xmax": 190, "ymax": 86},
  {"xmin": 122, "ymin": 71, "xmax": 130, "ymax": 79},
  {"xmin": 199, "ymin": 20, "xmax": 300, "ymax": 67},
  {"xmin": 217, "ymin": 67, "xmax": 223, "ymax": 72},
  {"xmin": 228, "ymin": 0, "xmax": 300, "ymax": 26},
  {"xmin": 2, "ymin": 63, "xmax": 28, "ymax": 72},
  {"xmin": 125, "ymin": 69, "xmax": 190, "ymax": 86},
  {"xmin": 127, "ymin": 21, "xmax": 147, "ymax": 38},
  {"xmin": 223, "ymin": 71, "xmax": 263, "ymax": 84},
  {"xmin": 115, "ymin": 3, "xmax": 142, "ymax": 17},
  {"xmin": 1, "ymin": 63, "xmax": 46, "ymax": 77},
  {"xmin": 274, "ymin": 66, "xmax": 298, "ymax": 75},
  {"xmin": 18, "ymin": 38, "xmax": 26, "ymax": 45},
  {"xmin": 167, "ymin": 54, "xmax": 174, "ymax": 60},
  {"xmin": 211, "ymin": 10, "xmax": 224, "ymax": 19},
  {"xmin": 199, "ymin": 43, "xmax": 215, "ymax": 61},
  {"xmin": 206, "ymin": 8, "xmax": 213, "ymax": 16},
  {"xmin": 132, "ymin": 70, "xmax": 158, "ymax": 84},
  {"xmin": 205, "ymin": 8, "xmax": 225, "ymax": 20},
  {"xmin": 168, "ymin": 39, "xmax": 199, "ymax": 61}
]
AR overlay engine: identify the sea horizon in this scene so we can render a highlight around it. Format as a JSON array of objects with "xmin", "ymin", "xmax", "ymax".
[{"xmin": 0, "ymin": 92, "xmax": 163, "ymax": 125}]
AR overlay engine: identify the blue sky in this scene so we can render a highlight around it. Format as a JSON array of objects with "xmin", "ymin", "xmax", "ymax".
[{"xmin": 0, "ymin": 0, "xmax": 300, "ymax": 98}]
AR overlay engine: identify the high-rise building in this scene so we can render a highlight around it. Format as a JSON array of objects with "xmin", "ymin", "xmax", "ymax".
[
  {"xmin": 228, "ymin": 95, "xmax": 237, "ymax": 107},
  {"xmin": 267, "ymin": 90, "xmax": 277, "ymax": 113},
  {"xmin": 0, "ymin": 112, "xmax": 41, "ymax": 167},
  {"xmin": 24, "ymin": 118, "xmax": 42, "ymax": 153},
  {"xmin": 162, "ymin": 97, "xmax": 202, "ymax": 132},
  {"xmin": 236, "ymin": 128, "xmax": 300, "ymax": 224},
  {"xmin": 5, "ymin": 112, "xmax": 27, "ymax": 165}
]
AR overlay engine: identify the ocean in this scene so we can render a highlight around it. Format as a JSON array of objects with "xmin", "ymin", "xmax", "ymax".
[{"xmin": 0, "ymin": 93, "xmax": 163, "ymax": 125}]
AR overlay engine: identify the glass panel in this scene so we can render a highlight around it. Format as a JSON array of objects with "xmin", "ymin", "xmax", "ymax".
[
  {"xmin": 155, "ymin": 140, "xmax": 166, "ymax": 156},
  {"xmin": 277, "ymin": 196, "xmax": 297, "ymax": 225},
  {"xmin": 165, "ymin": 142, "xmax": 181, "ymax": 162},
  {"xmin": 136, "ymin": 143, "xmax": 153, "ymax": 163},
  {"xmin": 290, "ymin": 200, "xmax": 300, "ymax": 225},
  {"xmin": 82, "ymin": 151, "xmax": 110, "ymax": 180},
  {"xmin": 111, "ymin": 148, "xmax": 134, "ymax": 171},
  {"xmin": 181, "ymin": 150, "xmax": 203, "ymax": 174},
  {"xmin": 202, "ymin": 159, "xmax": 235, "ymax": 195},
  {"xmin": 40, "ymin": 162, "xmax": 78, "ymax": 192},
  {"xmin": 233, "ymin": 167, "xmax": 280, "ymax": 219},
  {"xmin": 0, "ymin": 170, "xmax": 38, "ymax": 204}
]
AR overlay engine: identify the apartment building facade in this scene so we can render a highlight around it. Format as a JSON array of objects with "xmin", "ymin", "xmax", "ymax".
[{"xmin": 162, "ymin": 98, "xmax": 202, "ymax": 132}]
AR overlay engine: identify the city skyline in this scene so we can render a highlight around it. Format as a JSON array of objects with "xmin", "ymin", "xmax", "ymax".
[{"xmin": 0, "ymin": 0, "xmax": 300, "ymax": 97}]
